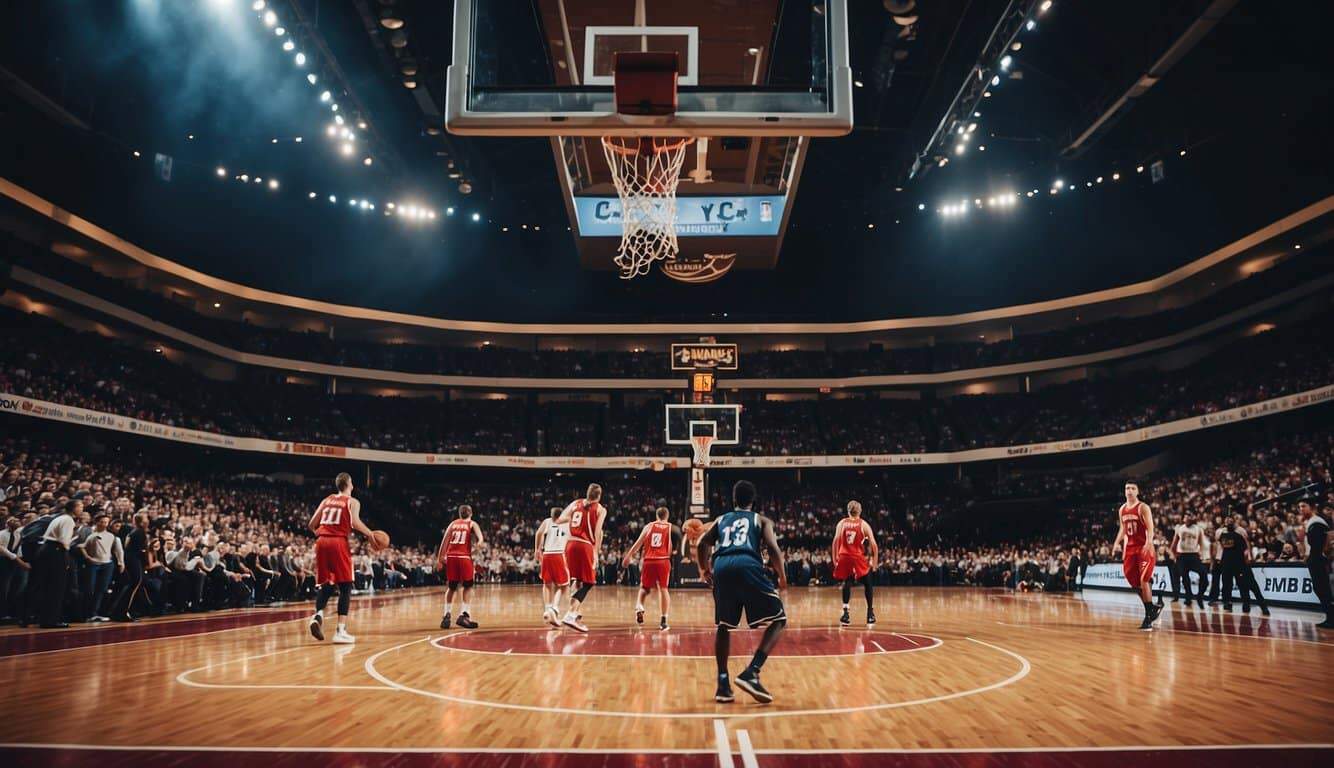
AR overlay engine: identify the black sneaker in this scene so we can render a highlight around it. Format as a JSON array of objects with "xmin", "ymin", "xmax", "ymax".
[
  {"xmin": 457, "ymin": 612, "xmax": 479, "ymax": 629},
  {"xmin": 1260, "ymin": 607, "xmax": 1270, "ymax": 617},
  {"xmin": 1197, "ymin": 599, "xmax": 1205, "ymax": 609},
  {"xmin": 439, "ymin": 613, "xmax": 451, "ymax": 630},
  {"xmin": 636, "ymin": 608, "xmax": 645, "ymax": 625},
  {"xmin": 309, "ymin": 614, "xmax": 324, "ymax": 641},
  {"xmin": 839, "ymin": 608, "xmax": 850, "ymax": 626},
  {"xmin": 735, "ymin": 668, "xmax": 773, "ymax": 704},
  {"xmin": 1149, "ymin": 603, "xmax": 1163, "ymax": 626},
  {"xmin": 866, "ymin": 611, "xmax": 876, "ymax": 627},
  {"xmin": 660, "ymin": 616, "xmax": 669, "ymax": 631},
  {"xmin": 1138, "ymin": 615, "xmax": 1155, "ymax": 631},
  {"xmin": 1223, "ymin": 604, "xmax": 1233, "ymax": 612},
  {"xmin": 715, "ymin": 676, "xmax": 734, "ymax": 703}
]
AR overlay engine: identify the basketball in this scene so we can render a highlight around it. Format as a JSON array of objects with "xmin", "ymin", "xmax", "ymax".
[
  {"xmin": 370, "ymin": 530, "xmax": 390, "ymax": 552},
  {"xmin": 683, "ymin": 517, "xmax": 705, "ymax": 543}
]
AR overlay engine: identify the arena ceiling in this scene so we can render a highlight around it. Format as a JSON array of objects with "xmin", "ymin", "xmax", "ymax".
[{"xmin": 0, "ymin": 1, "xmax": 1330, "ymax": 323}]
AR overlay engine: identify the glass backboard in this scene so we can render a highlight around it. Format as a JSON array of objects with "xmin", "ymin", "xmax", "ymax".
[{"xmin": 446, "ymin": 0, "xmax": 853, "ymax": 137}]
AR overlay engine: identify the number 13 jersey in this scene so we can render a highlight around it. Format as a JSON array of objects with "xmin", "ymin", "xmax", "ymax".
[{"xmin": 711, "ymin": 510, "xmax": 762, "ymax": 563}]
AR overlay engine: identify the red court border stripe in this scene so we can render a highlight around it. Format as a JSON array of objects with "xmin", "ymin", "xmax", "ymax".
[{"xmin": 1, "ymin": 746, "xmax": 1330, "ymax": 768}]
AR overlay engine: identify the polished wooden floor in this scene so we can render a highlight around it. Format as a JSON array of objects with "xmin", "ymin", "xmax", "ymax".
[{"xmin": 1, "ymin": 585, "xmax": 1330, "ymax": 766}]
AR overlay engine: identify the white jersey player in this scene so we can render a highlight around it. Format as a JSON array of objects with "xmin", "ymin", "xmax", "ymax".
[{"xmin": 535, "ymin": 506, "xmax": 571, "ymax": 626}]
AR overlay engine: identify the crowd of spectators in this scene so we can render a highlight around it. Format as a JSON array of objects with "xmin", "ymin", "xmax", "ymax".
[
  {"xmin": 0, "ymin": 424, "xmax": 1329, "ymax": 627},
  {"xmin": 21, "ymin": 243, "xmax": 1327, "ymax": 380},
  {"xmin": 2, "ymin": 306, "xmax": 1329, "ymax": 459},
  {"xmin": 0, "ymin": 439, "xmax": 437, "ymax": 626}
]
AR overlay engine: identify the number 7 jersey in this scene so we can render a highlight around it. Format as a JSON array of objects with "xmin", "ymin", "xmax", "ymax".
[{"xmin": 711, "ymin": 510, "xmax": 763, "ymax": 563}]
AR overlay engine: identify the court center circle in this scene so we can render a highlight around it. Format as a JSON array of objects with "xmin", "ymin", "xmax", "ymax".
[{"xmin": 364, "ymin": 633, "xmax": 1029, "ymax": 719}]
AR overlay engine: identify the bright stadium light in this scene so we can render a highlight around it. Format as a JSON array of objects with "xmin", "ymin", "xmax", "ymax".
[
  {"xmin": 340, "ymin": 143, "xmax": 353, "ymax": 156},
  {"xmin": 252, "ymin": 1, "xmax": 265, "ymax": 10},
  {"xmin": 268, "ymin": 179, "xmax": 279, "ymax": 190},
  {"xmin": 471, "ymin": 212, "xmax": 481, "ymax": 222},
  {"xmin": 955, "ymin": 144, "xmax": 966, "ymax": 155},
  {"xmin": 917, "ymin": 203, "xmax": 925, "ymax": 210},
  {"xmin": 1112, "ymin": 172, "xmax": 1121, "ymax": 181},
  {"xmin": 215, "ymin": 166, "xmax": 226, "ymax": 177},
  {"xmin": 282, "ymin": 40, "xmax": 294, "ymax": 52},
  {"xmin": 263, "ymin": 10, "xmax": 276, "ymax": 26},
  {"xmin": 326, "ymin": 124, "xmax": 337, "ymax": 137},
  {"xmin": 1000, "ymin": 55, "xmax": 1012, "ymax": 70},
  {"xmin": 308, "ymin": 192, "xmax": 316, "ymax": 198},
  {"xmin": 335, "ymin": 115, "xmax": 345, "ymax": 126},
  {"xmin": 446, "ymin": 206, "xmax": 455, "ymax": 216},
  {"xmin": 295, "ymin": 52, "xmax": 306, "ymax": 67},
  {"xmin": 990, "ymin": 74, "xmax": 1000, "ymax": 86},
  {"xmin": 363, "ymin": 157, "xmax": 373, "ymax": 166},
  {"xmin": 239, "ymin": 174, "xmax": 249, "ymax": 182},
  {"xmin": 1040, "ymin": 0, "xmax": 1053, "ymax": 13},
  {"xmin": 274, "ymin": 26, "xmax": 285, "ymax": 36},
  {"xmin": 328, "ymin": 195, "xmax": 337, "ymax": 203},
  {"xmin": 1026, "ymin": 20, "xmax": 1036, "ymax": 31},
  {"xmin": 320, "ymin": 90, "xmax": 332, "ymax": 102},
  {"xmin": 1054, "ymin": 179, "xmax": 1065, "ymax": 189}
]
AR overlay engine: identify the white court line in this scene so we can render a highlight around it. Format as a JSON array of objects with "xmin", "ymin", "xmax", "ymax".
[
  {"xmin": 736, "ymin": 729, "xmax": 760, "ymax": 768},
  {"xmin": 891, "ymin": 632, "xmax": 921, "ymax": 646},
  {"xmin": 0, "ymin": 588, "xmax": 435, "ymax": 660},
  {"xmin": 713, "ymin": 720, "xmax": 734, "ymax": 768},
  {"xmin": 1, "ymin": 742, "xmax": 1325, "ymax": 755},
  {"xmin": 175, "ymin": 644, "xmax": 391, "ymax": 692},
  {"xmin": 366, "ymin": 635, "xmax": 1025, "ymax": 719}
]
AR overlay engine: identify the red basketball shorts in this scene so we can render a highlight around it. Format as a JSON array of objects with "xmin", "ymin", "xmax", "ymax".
[
  {"xmin": 1122, "ymin": 551, "xmax": 1156, "ymax": 588},
  {"xmin": 541, "ymin": 552, "xmax": 570, "ymax": 586},
  {"xmin": 833, "ymin": 555, "xmax": 870, "ymax": 581},
  {"xmin": 445, "ymin": 556, "xmax": 475, "ymax": 584},
  {"xmin": 641, "ymin": 558, "xmax": 671, "ymax": 589},
  {"xmin": 565, "ymin": 539, "xmax": 597, "ymax": 585},
  {"xmin": 315, "ymin": 536, "xmax": 353, "ymax": 585}
]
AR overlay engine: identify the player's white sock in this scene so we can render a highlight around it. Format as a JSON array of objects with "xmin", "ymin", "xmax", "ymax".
[
  {"xmin": 635, "ymin": 603, "xmax": 644, "ymax": 612},
  {"xmin": 442, "ymin": 610, "xmax": 450, "ymax": 619},
  {"xmin": 461, "ymin": 603, "xmax": 471, "ymax": 615},
  {"xmin": 337, "ymin": 622, "xmax": 346, "ymax": 632},
  {"xmin": 842, "ymin": 603, "xmax": 849, "ymax": 610},
  {"xmin": 315, "ymin": 609, "xmax": 324, "ymax": 618}
]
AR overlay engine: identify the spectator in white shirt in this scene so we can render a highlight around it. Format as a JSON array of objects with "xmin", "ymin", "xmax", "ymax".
[
  {"xmin": 0, "ymin": 514, "xmax": 32, "ymax": 620},
  {"xmin": 78, "ymin": 513, "xmax": 124, "ymax": 621},
  {"xmin": 33, "ymin": 499, "xmax": 80, "ymax": 628}
]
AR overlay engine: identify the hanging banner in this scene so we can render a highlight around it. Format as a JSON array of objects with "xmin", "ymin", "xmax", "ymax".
[
  {"xmin": 1, "ymin": 383, "xmax": 1330, "ymax": 469},
  {"xmin": 575, "ymin": 195, "xmax": 785, "ymax": 237}
]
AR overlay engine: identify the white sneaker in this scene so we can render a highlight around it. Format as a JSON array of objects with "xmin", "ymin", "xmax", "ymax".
[
  {"xmin": 562, "ymin": 613, "xmax": 589, "ymax": 633},
  {"xmin": 331, "ymin": 627, "xmax": 356, "ymax": 644},
  {"xmin": 543, "ymin": 607, "xmax": 559, "ymax": 627}
]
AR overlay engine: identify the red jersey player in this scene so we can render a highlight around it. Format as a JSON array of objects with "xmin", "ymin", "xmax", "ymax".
[
  {"xmin": 622, "ymin": 506, "xmax": 679, "ymax": 631},
  {"xmin": 437, "ymin": 504, "xmax": 484, "ymax": 629},
  {"xmin": 555, "ymin": 483, "xmax": 606, "ymax": 633},
  {"xmin": 831, "ymin": 500, "xmax": 879, "ymax": 627},
  {"xmin": 307, "ymin": 472, "xmax": 376, "ymax": 644},
  {"xmin": 1112, "ymin": 481, "xmax": 1162, "ymax": 630},
  {"xmin": 534, "ymin": 506, "xmax": 570, "ymax": 627}
]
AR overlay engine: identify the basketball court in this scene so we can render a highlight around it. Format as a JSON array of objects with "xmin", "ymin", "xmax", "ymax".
[{"xmin": 2, "ymin": 586, "xmax": 1329, "ymax": 766}]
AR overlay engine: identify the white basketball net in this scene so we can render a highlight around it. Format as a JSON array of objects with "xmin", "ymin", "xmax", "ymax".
[
  {"xmin": 601, "ymin": 136, "xmax": 695, "ymax": 279},
  {"xmin": 690, "ymin": 434, "xmax": 715, "ymax": 468}
]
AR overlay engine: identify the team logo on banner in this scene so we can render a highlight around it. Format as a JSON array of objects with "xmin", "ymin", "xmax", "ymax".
[
  {"xmin": 661, "ymin": 252, "xmax": 736, "ymax": 284},
  {"xmin": 671, "ymin": 343, "xmax": 739, "ymax": 371}
]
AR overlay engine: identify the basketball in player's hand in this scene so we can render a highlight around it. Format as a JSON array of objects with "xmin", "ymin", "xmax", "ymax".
[
  {"xmin": 683, "ymin": 518, "xmax": 705, "ymax": 544},
  {"xmin": 370, "ymin": 530, "xmax": 390, "ymax": 552}
]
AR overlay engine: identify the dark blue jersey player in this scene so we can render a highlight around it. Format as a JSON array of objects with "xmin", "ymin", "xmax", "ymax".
[{"xmin": 696, "ymin": 480, "xmax": 787, "ymax": 704}]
